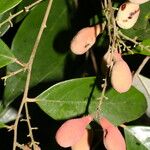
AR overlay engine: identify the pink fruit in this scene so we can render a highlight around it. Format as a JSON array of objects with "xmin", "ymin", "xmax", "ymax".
[
  {"xmin": 71, "ymin": 129, "xmax": 93, "ymax": 150},
  {"xmin": 116, "ymin": 2, "xmax": 140, "ymax": 29},
  {"xmin": 55, "ymin": 115, "xmax": 93, "ymax": 148},
  {"xmin": 70, "ymin": 25, "xmax": 101, "ymax": 55},
  {"xmin": 111, "ymin": 52, "xmax": 132, "ymax": 93},
  {"xmin": 99, "ymin": 117, "xmax": 126, "ymax": 150}
]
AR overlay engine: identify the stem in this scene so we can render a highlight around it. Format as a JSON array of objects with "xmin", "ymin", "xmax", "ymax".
[
  {"xmin": 24, "ymin": 103, "xmax": 38, "ymax": 148},
  {"xmin": 134, "ymin": 56, "xmax": 150, "ymax": 78},
  {"xmin": 0, "ymin": 0, "xmax": 43, "ymax": 28},
  {"xmin": 1, "ymin": 68, "xmax": 25, "ymax": 83},
  {"xmin": 12, "ymin": 0, "xmax": 53, "ymax": 149}
]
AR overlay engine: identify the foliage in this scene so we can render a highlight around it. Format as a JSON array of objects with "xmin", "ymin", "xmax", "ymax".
[{"xmin": 0, "ymin": 0, "xmax": 149, "ymax": 150}]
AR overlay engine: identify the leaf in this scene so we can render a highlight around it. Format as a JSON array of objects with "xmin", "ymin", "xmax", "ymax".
[
  {"xmin": 36, "ymin": 77, "xmax": 147, "ymax": 125},
  {"xmin": 124, "ymin": 126, "xmax": 150, "ymax": 150},
  {"xmin": 3, "ymin": 0, "xmax": 70, "ymax": 107},
  {"xmin": 0, "ymin": 0, "xmax": 22, "ymax": 14},
  {"xmin": 132, "ymin": 39, "xmax": 150, "ymax": 56},
  {"xmin": 121, "ymin": 28, "xmax": 150, "ymax": 41},
  {"xmin": 0, "ymin": 122, "xmax": 6, "ymax": 129},
  {"xmin": 13, "ymin": 0, "xmax": 37, "ymax": 23},
  {"xmin": 0, "ymin": 106, "xmax": 18, "ymax": 123},
  {"xmin": 133, "ymin": 74, "xmax": 150, "ymax": 117},
  {"xmin": 133, "ymin": 1, "xmax": 150, "ymax": 30},
  {"xmin": 0, "ymin": 11, "xmax": 11, "ymax": 37},
  {"xmin": 0, "ymin": 39, "xmax": 15, "ymax": 68}
]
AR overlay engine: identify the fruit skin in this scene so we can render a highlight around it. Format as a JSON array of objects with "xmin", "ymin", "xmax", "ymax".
[
  {"xmin": 55, "ymin": 115, "xmax": 93, "ymax": 148},
  {"xmin": 129, "ymin": 0, "xmax": 149, "ymax": 4},
  {"xmin": 99, "ymin": 117, "xmax": 126, "ymax": 150},
  {"xmin": 70, "ymin": 25, "xmax": 101, "ymax": 55},
  {"xmin": 71, "ymin": 129, "xmax": 93, "ymax": 150},
  {"xmin": 116, "ymin": 2, "xmax": 140, "ymax": 29},
  {"xmin": 111, "ymin": 59, "xmax": 132, "ymax": 93}
]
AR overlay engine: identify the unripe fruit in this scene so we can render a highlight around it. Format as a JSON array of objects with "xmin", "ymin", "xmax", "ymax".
[
  {"xmin": 71, "ymin": 129, "xmax": 93, "ymax": 150},
  {"xmin": 111, "ymin": 52, "xmax": 132, "ymax": 93},
  {"xmin": 116, "ymin": 2, "xmax": 140, "ymax": 29},
  {"xmin": 99, "ymin": 117, "xmax": 126, "ymax": 150},
  {"xmin": 55, "ymin": 115, "xmax": 93, "ymax": 148},
  {"xmin": 70, "ymin": 25, "xmax": 101, "ymax": 55},
  {"xmin": 129, "ymin": 0, "xmax": 149, "ymax": 4}
]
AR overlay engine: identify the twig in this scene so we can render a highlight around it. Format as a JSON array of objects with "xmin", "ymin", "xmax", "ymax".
[
  {"xmin": 96, "ymin": 78, "xmax": 108, "ymax": 115},
  {"xmin": 24, "ymin": 103, "xmax": 38, "ymax": 148},
  {"xmin": 118, "ymin": 30, "xmax": 139, "ymax": 46},
  {"xmin": 134, "ymin": 56, "xmax": 150, "ymax": 78},
  {"xmin": 14, "ymin": 58, "xmax": 26, "ymax": 67},
  {"xmin": 0, "ymin": 0, "xmax": 43, "ymax": 28},
  {"xmin": 12, "ymin": 0, "xmax": 53, "ymax": 150},
  {"xmin": 1, "ymin": 68, "xmax": 26, "ymax": 82}
]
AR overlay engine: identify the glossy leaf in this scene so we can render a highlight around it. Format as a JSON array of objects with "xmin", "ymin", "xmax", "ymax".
[
  {"xmin": 0, "ymin": 11, "xmax": 11, "ymax": 37},
  {"xmin": 132, "ymin": 39, "xmax": 150, "ymax": 56},
  {"xmin": 0, "ymin": 0, "xmax": 22, "ymax": 14},
  {"xmin": 3, "ymin": 0, "xmax": 70, "ymax": 107},
  {"xmin": 133, "ymin": 74, "xmax": 150, "ymax": 117},
  {"xmin": 0, "ymin": 107, "xmax": 18, "ymax": 123},
  {"xmin": 133, "ymin": 1, "xmax": 150, "ymax": 30},
  {"xmin": 0, "ymin": 39, "xmax": 15, "ymax": 68},
  {"xmin": 124, "ymin": 126, "xmax": 150, "ymax": 150},
  {"xmin": 36, "ymin": 77, "xmax": 147, "ymax": 125},
  {"xmin": 13, "ymin": 0, "xmax": 37, "ymax": 23}
]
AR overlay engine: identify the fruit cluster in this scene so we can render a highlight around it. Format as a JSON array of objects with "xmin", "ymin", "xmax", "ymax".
[
  {"xmin": 70, "ymin": 23, "xmax": 133, "ymax": 93},
  {"xmin": 70, "ymin": 0, "xmax": 150, "ymax": 93},
  {"xmin": 55, "ymin": 115, "xmax": 126, "ymax": 150}
]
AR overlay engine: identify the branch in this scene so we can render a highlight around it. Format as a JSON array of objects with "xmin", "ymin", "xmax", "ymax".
[
  {"xmin": 134, "ymin": 56, "xmax": 150, "ymax": 78},
  {"xmin": 0, "ymin": 0, "xmax": 43, "ymax": 28},
  {"xmin": 12, "ymin": 0, "xmax": 53, "ymax": 150}
]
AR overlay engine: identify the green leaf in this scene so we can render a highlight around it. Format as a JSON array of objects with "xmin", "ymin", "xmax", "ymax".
[
  {"xmin": 36, "ymin": 77, "xmax": 147, "ymax": 125},
  {"xmin": 3, "ymin": 0, "xmax": 70, "ymax": 107},
  {"xmin": 124, "ymin": 126, "xmax": 150, "ymax": 150},
  {"xmin": 13, "ymin": 0, "xmax": 37, "ymax": 23},
  {"xmin": 0, "ymin": 39, "xmax": 15, "ymax": 68},
  {"xmin": 132, "ymin": 39, "xmax": 150, "ymax": 56},
  {"xmin": 0, "ymin": 122, "xmax": 6, "ymax": 129},
  {"xmin": 133, "ymin": 1, "xmax": 150, "ymax": 30},
  {"xmin": 121, "ymin": 28, "xmax": 150, "ymax": 41},
  {"xmin": 0, "ymin": 11, "xmax": 11, "ymax": 37},
  {"xmin": 0, "ymin": 0, "xmax": 22, "ymax": 14}
]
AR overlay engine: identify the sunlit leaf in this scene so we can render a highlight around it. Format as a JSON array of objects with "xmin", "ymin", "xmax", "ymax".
[
  {"xmin": 0, "ymin": 0, "xmax": 22, "ymax": 14},
  {"xmin": 36, "ymin": 77, "xmax": 147, "ymax": 125},
  {"xmin": 124, "ymin": 126, "xmax": 150, "ymax": 150}
]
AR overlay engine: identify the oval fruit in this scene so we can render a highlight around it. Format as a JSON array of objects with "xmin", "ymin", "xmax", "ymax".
[
  {"xmin": 70, "ymin": 25, "xmax": 101, "ymax": 55},
  {"xmin": 116, "ymin": 2, "xmax": 140, "ymax": 29},
  {"xmin": 111, "ymin": 59, "xmax": 132, "ymax": 93},
  {"xmin": 71, "ymin": 129, "xmax": 93, "ymax": 150},
  {"xmin": 55, "ymin": 115, "xmax": 93, "ymax": 148},
  {"xmin": 99, "ymin": 117, "xmax": 126, "ymax": 150}
]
